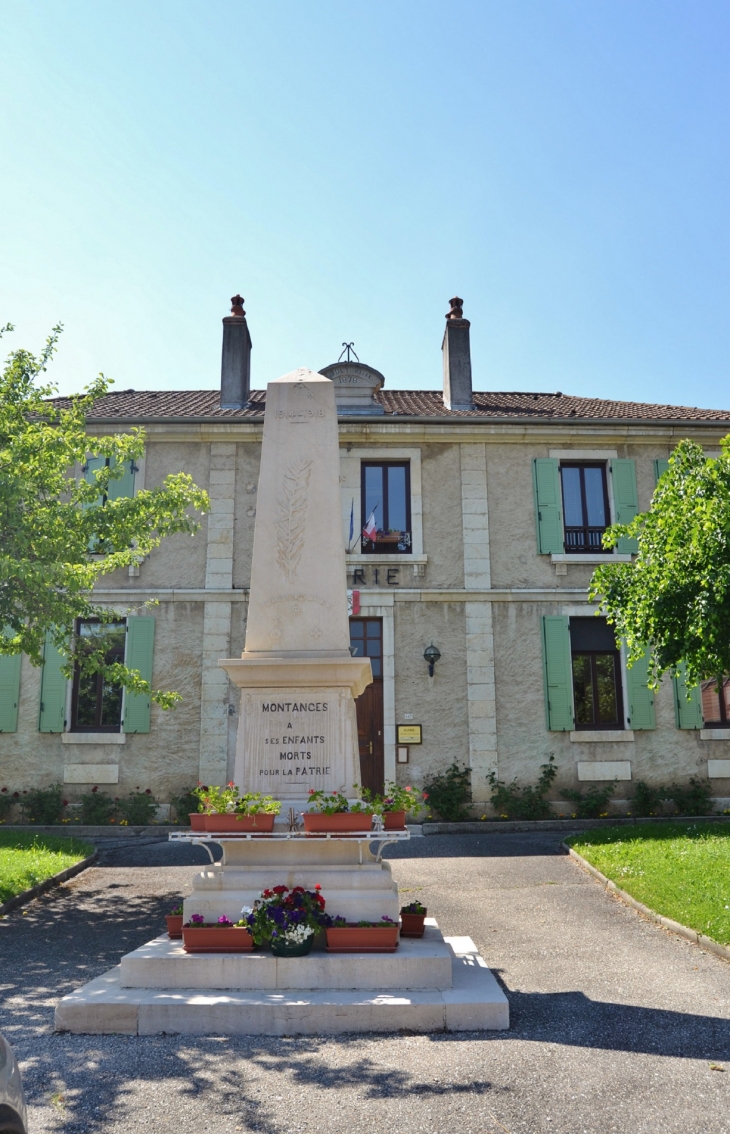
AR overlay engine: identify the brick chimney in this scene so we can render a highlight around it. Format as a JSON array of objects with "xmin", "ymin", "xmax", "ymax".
[
  {"xmin": 442, "ymin": 296, "xmax": 474, "ymax": 410},
  {"xmin": 220, "ymin": 294, "xmax": 252, "ymax": 409}
]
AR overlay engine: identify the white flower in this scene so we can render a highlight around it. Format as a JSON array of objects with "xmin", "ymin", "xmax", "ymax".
[
  {"xmin": 240, "ymin": 906, "xmax": 253, "ymax": 917},
  {"xmin": 281, "ymin": 924, "xmax": 314, "ymax": 945}
]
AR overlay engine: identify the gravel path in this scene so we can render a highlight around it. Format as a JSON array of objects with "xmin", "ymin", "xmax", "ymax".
[{"xmin": 1, "ymin": 832, "xmax": 729, "ymax": 1134}]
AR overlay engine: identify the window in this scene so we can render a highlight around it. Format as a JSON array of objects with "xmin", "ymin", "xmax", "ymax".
[
  {"xmin": 560, "ymin": 464, "xmax": 610, "ymax": 553},
  {"xmin": 71, "ymin": 620, "xmax": 126, "ymax": 732},
  {"xmin": 361, "ymin": 462, "xmax": 411, "ymax": 554},
  {"xmin": 570, "ymin": 618, "xmax": 624, "ymax": 730},
  {"xmin": 349, "ymin": 618, "xmax": 382, "ymax": 678},
  {"xmin": 700, "ymin": 677, "xmax": 730, "ymax": 727}
]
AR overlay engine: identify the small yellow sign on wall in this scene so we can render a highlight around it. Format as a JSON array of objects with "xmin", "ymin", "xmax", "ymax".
[{"xmin": 397, "ymin": 724, "xmax": 422, "ymax": 745}]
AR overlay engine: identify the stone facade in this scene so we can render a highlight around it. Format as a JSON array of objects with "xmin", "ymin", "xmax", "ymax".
[{"xmin": 3, "ymin": 320, "xmax": 730, "ymax": 815}]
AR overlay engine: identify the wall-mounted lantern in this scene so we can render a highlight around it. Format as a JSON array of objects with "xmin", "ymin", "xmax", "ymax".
[{"xmin": 423, "ymin": 643, "xmax": 441, "ymax": 677}]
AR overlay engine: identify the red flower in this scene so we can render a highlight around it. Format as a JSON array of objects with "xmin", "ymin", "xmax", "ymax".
[
  {"xmin": 62, "ymin": 800, "xmax": 68, "ymax": 807},
  {"xmin": 91, "ymin": 786, "xmax": 98, "ymax": 793},
  {"xmin": 422, "ymin": 792, "xmax": 429, "ymax": 800},
  {"xmin": 314, "ymin": 884, "xmax": 321, "ymax": 891},
  {"xmin": 145, "ymin": 789, "xmax": 152, "ymax": 795},
  {"xmin": 1, "ymin": 788, "xmax": 7, "ymax": 794}
]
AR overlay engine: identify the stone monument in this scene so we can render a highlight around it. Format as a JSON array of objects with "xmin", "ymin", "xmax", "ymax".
[{"xmin": 220, "ymin": 367, "xmax": 371, "ymax": 805}]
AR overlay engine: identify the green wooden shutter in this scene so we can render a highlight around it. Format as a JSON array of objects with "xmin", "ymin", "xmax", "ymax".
[
  {"xmin": 83, "ymin": 454, "xmax": 107, "ymax": 503},
  {"xmin": 673, "ymin": 662, "xmax": 703, "ymax": 729},
  {"xmin": 626, "ymin": 646, "xmax": 655, "ymax": 730},
  {"xmin": 107, "ymin": 457, "xmax": 136, "ymax": 501},
  {"xmin": 533, "ymin": 459, "xmax": 564, "ymax": 554},
  {"xmin": 611, "ymin": 459, "xmax": 639, "ymax": 554},
  {"xmin": 124, "ymin": 616, "xmax": 155, "ymax": 733},
  {"xmin": 0, "ymin": 636, "xmax": 21, "ymax": 732},
  {"xmin": 654, "ymin": 458, "xmax": 670, "ymax": 485},
  {"xmin": 541, "ymin": 616, "xmax": 574, "ymax": 730},
  {"xmin": 38, "ymin": 631, "xmax": 68, "ymax": 733}
]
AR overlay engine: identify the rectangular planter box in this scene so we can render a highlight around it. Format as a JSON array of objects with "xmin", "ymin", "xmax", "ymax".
[
  {"xmin": 325, "ymin": 924, "xmax": 400, "ymax": 952},
  {"xmin": 383, "ymin": 811, "xmax": 406, "ymax": 830},
  {"xmin": 400, "ymin": 913, "xmax": 426, "ymax": 937},
  {"xmin": 204, "ymin": 813, "xmax": 276, "ymax": 833},
  {"xmin": 182, "ymin": 926, "xmax": 254, "ymax": 953},
  {"xmin": 165, "ymin": 915, "xmax": 184, "ymax": 939},
  {"xmin": 303, "ymin": 813, "xmax": 373, "ymax": 835}
]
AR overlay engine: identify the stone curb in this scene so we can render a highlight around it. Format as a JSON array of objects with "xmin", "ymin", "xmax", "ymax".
[
  {"xmin": 422, "ymin": 815, "xmax": 730, "ymax": 836},
  {"xmin": 562, "ymin": 842, "xmax": 730, "ymax": 964},
  {"xmin": 0, "ymin": 851, "xmax": 99, "ymax": 917},
  {"xmin": 0, "ymin": 824, "xmax": 181, "ymax": 837}
]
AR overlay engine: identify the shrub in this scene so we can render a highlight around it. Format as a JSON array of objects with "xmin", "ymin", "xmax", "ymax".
[
  {"xmin": 631, "ymin": 781, "xmax": 666, "ymax": 817},
  {"xmin": 0, "ymin": 789, "xmax": 14, "ymax": 821},
  {"xmin": 667, "ymin": 777, "xmax": 714, "ymax": 817},
  {"xmin": 487, "ymin": 756, "xmax": 557, "ymax": 821},
  {"xmin": 79, "ymin": 787, "xmax": 116, "ymax": 825},
  {"xmin": 169, "ymin": 787, "xmax": 200, "ymax": 822},
  {"xmin": 116, "ymin": 788, "xmax": 158, "ymax": 826},
  {"xmin": 422, "ymin": 763, "xmax": 472, "ymax": 822},
  {"xmin": 19, "ymin": 784, "xmax": 65, "ymax": 824},
  {"xmin": 559, "ymin": 781, "xmax": 616, "ymax": 819}
]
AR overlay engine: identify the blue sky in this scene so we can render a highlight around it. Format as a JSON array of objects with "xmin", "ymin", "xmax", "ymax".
[{"xmin": 2, "ymin": 1, "xmax": 730, "ymax": 408}]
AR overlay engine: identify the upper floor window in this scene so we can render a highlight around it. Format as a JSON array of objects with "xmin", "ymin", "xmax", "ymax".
[
  {"xmin": 570, "ymin": 617, "xmax": 624, "ymax": 730},
  {"xmin": 71, "ymin": 620, "xmax": 125, "ymax": 732},
  {"xmin": 361, "ymin": 462, "xmax": 411, "ymax": 554},
  {"xmin": 700, "ymin": 677, "xmax": 730, "ymax": 727},
  {"xmin": 560, "ymin": 463, "xmax": 610, "ymax": 553}
]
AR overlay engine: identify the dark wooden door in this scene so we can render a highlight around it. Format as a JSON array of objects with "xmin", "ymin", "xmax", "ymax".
[{"xmin": 350, "ymin": 618, "xmax": 384, "ymax": 794}]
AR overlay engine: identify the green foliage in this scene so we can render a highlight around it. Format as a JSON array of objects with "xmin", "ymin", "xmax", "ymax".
[
  {"xmin": 0, "ymin": 831, "xmax": 93, "ymax": 903},
  {"xmin": 567, "ymin": 821, "xmax": 730, "ymax": 945},
  {"xmin": 590, "ymin": 438, "xmax": 730, "ymax": 689},
  {"xmin": 116, "ymin": 789, "xmax": 158, "ymax": 825},
  {"xmin": 0, "ymin": 324, "xmax": 208, "ymax": 708},
  {"xmin": 423, "ymin": 763, "xmax": 473, "ymax": 822},
  {"xmin": 305, "ymin": 790, "xmax": 354, "ymax": 815},
  {"xmin": 667, "ymin": 777, "xmax": 715, "ymax": 817},
  {"xmin": 194, "ymin": 783, "xmax": 239, "ymax": 814},
  {"xmin": 170, "ymin": 788, "xmax": 201, "ymax": 821},
  {"xmin": 356, "ymin": 781, "xmax": 425, "ymax": 816},
  {"xmin": 0, "ymin": 789, "xmax": 14, "ymax": 821},
  {"xmin": 559, "ymin": 781, "xmax": 616, "ymax": 819},
  {"xmin": 19, "ymin": 784, "xmax": 65, "ymax": 824},
  {"xmin": 400, "ymin": 901, "xmax": 426, "ymax": 915},
  {"xmin": 78, "ymin": 787, "xmax": 116, "ymax": 825},
  {"xmin": 235, "ymin": 793, "xmax": 281, "ymax": 816},
  {"xmin": 631, "ymin": 781, "xmax": 665, "ymax": 817},
  {"xmin": 487, "ymin": 756, "xmax": 556, "ymax": 821}
]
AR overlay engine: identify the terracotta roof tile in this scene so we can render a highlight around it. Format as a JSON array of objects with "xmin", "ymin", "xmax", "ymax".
[{"xmin": 48, "ymin": 387, "xmax": 730, "ymax": 424}]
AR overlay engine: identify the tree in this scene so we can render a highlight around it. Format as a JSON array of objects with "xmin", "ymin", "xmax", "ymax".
[
  {"xmin": 589, "ymin": 437, "xmax": 730, "ymax": 689},
  {"xmin": 0, "ymin": 324, "xmax": 209, "ymax": 708}
]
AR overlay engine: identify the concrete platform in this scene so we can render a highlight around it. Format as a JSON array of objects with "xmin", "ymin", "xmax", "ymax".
[
  {"xmin": 55, "ymin": 933, "xmax": 509, "ymax": 1035},
  {"xmin": 120, "ymin": 924, "xmax": 453, "ymax": 990}
]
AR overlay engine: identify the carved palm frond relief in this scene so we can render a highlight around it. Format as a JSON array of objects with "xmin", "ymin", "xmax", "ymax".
[{"xmin": 276, "ymin": 460, "xmax": 312, "ymax": 581}]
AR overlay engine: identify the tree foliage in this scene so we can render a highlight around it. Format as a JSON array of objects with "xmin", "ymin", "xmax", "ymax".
[
  {"xmin": 0, "ymin": 324, "xmax": 209, "ymax": 707},
  {"xmin": 589, "ymin": 437, "xmax": 730, "ymax": 689}
]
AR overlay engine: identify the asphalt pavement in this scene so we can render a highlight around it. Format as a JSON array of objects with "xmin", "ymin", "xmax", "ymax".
[{"xmin": 0, "ymin": 831, "xmax": 728, "ymax": 1134}]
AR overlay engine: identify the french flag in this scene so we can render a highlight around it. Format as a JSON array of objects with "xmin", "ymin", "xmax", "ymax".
[{"xmin": 362, "ymin": 510, "xmax": 377, "ymax": 542}]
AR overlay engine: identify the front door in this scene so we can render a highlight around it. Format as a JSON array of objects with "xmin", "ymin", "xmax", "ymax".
[{"xmin": 349, "ymin": 618, "xmax": 384, "ymax": 794}]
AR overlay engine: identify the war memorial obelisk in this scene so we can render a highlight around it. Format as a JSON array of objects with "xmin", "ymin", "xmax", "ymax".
[
  {"xmin": 220, "ymin": 366, "xmax": 371, "ymax": 805},
  {"xmin": 54, "ymin": 365, "xmax": 509, "ymax": 1035}
]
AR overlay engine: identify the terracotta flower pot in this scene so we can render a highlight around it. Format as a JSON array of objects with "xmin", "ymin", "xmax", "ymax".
[
  {"xmin": 325, "ymin": 924, "xmax": 399, "ymax": 952},
  {"xmin": 303, "ymin": 812, "xmax": 373, "ymax": 835},
  {"xmin": 204, "ymin": 813, "xmax": 276, "ymax": 833},
  {"xmin": 383, "ymin": 810, "xmax": 407, "ymax": 830},
  {"xmin": 182, "ymin": 925, "xmax": 254, "ymax": 953},
  {"xmin": 270, "ymin": 935, "xmax": 314, "ymax": 957},
  {"xmin": 189, "ymin": 813, "xmax": 206, "ymax": 831},
  {"xmin": 399, "ymin": 912, "xmax": 427, "ymax": 938},
  {"xmin": 165, "ymin": 914, "xmax": 184, "ymax": 939}
]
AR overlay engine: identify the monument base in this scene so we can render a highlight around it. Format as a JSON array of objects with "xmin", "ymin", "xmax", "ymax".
[{"xmin": 54, "ymin": 922, "xmax": 509, "ymax": 1035}]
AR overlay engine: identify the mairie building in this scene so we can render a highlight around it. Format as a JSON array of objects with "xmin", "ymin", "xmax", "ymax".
[{"xmin": 2, "ymin": 296, "xmax": 730, "ymax": 815}]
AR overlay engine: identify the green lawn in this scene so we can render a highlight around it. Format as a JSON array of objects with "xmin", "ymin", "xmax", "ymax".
[
  {"xmin": 0, "ymin": 831, "xmax": 94, "ymax": 905},
  {"xmin": 567, "ymin": 822, "xmax": 730, "ymax": 946}
]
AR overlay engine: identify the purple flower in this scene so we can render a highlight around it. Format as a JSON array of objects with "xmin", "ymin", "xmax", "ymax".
[
  {"xmin": 190, "ymin": 913, "xmax": 205, "ymax": 925},
  {"xmin": 217, "ymin": 915, "xmax": 233, "ymax": 926}
]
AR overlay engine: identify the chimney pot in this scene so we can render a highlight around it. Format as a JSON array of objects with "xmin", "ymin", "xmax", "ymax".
[
  {"xmin": 442, "ymin": 295, "xmax": 474, "ymax": 410},
  {"xmin": 220, "ymin": 294, "xmax": 252, "ymax": 409}
]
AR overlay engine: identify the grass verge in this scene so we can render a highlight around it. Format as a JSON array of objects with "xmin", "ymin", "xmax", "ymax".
[
  {"xmin": 0, "ymin": 831, "xmax": 94, "ymax": 905},
  {"xmin": 567, "ymin": 821, "xmax": 730, "ymax": 946}
]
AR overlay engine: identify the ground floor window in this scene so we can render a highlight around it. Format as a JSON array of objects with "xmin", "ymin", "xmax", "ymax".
[
  {"xmin": 570, "ymin": 617, "xmax": 624, "ymax": 730},
  {"xmin": 700, "ymin": 677, "xmax": 730, "ymax": 727},
  {"xmin": 71, "ymin": 620, "xmax": 126, "ymax": 732}
]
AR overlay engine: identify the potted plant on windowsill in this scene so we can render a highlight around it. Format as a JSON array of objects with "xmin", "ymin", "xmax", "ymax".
[
  {"xmin": 165, "ymin": 905, "xmax": 184, "ymax": 939},
  {"xmin": 400, "ymin": 900, "xmax": 427, "ymax": 937},
  {"xmin": 302, "ymin": 790, "xmax": 373, "ymax": 834},
  {"xmin": 208, "ymin": 792, "xmax": 281, "ymax": 833},
  {"xmin": 244, "ymin": 884, "xmax": 329, "ymax": 957},
  {"xmin": 325, "ymin": 915, "xmax": 399, "ymax": 952},
  {"xmin": 182, "ymin": 914, "xmax": 254, "ymax": 953}
]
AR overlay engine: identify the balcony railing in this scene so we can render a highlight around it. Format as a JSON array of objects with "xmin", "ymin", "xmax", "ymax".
[{"xmin": 564, "ymin": 527, "xmax": 609, "ymax": 553}]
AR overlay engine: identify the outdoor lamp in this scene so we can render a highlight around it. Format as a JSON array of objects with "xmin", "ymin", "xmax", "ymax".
[{"xmin": 423, "ymin": 643, "xmax": 441, "ymax": 677}]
